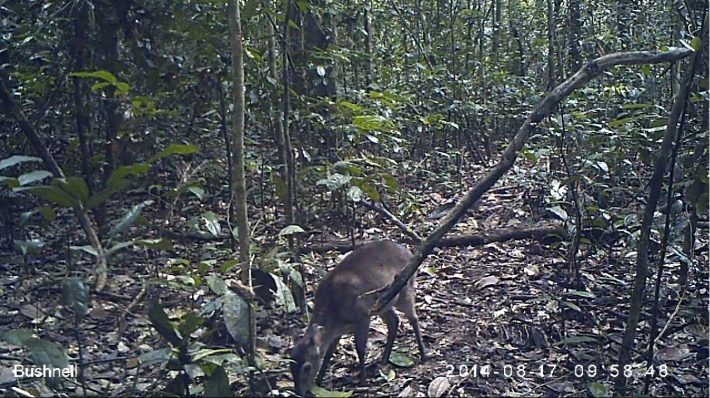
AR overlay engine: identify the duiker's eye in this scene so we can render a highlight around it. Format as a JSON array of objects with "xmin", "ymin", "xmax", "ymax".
[{"xmin": 302, "ymin": 363, "xmax": 312, "ymax": 373}]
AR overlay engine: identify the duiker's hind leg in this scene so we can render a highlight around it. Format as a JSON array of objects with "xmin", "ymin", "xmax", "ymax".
[{"xmin": 395, "ymin": 287, "xmax": 426, "ymax": 362}]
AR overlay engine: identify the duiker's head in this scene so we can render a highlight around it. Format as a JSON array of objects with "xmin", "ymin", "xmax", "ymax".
[{"xmin": 290, "ymin": 324, "xmax": 325, "ymax": 396}]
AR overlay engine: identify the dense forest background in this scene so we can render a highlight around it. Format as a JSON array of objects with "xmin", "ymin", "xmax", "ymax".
[{"xmin": 0, "ymin": 0, "xmax": 708, "ymax": 396}]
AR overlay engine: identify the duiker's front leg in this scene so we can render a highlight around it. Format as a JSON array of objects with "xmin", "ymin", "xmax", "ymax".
[{"xmin": 353, "ymin": 320, "xmax": 370, "ymax": 384}]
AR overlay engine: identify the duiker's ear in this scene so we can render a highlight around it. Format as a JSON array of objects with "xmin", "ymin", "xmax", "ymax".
[{"xmin": 308, "ymin": 324, "xmax": 325, "ymax": 346}]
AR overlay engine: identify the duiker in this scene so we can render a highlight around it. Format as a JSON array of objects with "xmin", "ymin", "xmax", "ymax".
[{"xmin": 290, "ymin": 240, "xmax": 426, "ymax": 396}]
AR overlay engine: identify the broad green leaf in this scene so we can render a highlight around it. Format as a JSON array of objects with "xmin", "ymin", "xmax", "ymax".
[
  {"xmin": 139, "ymin": 347, "xmax": 172, "ymax": 366},
  {"xmin": 0, "ymin": 329, "xmax": 35, "ymax": 346},
  {"xmin": 109, "ymin": 201, "xmax": 151, "ymax": 238},
  {"xmin": 316, "ymin": 173, "xmax": 352, "ymax": 190},
  {"xmin": 187, "ymin": 186, "xmax": 205, "ymax": 200},
  {"xmin": 114, "ymin": 81, "xmax": 130, "ymax": 95},
  {"xmin": 55, "ymin": 177, "xmax": 90, "ymax": 205},
  {"xmin": 0, "ymin": 155, "xmax": 41, "ymax": 171},
  {"xmin": 347, "ymin": 185, "xmax": 365, "ymax": 202},
  {"xmin": 223, "ymin": 292, "xmax": 250, "ymax": 347},
  {"xmin": 177, "ymin": 311, "xmax": 204, "ymax": 337},
  {"xmin": 62, "ymin": 277, "xmax": 89, "ymax": 321},
  {"xmin": 18, "ymin": 170, "xmax": 52, "ymax": 186},
  {"xmin": 106, "ymin": 163, "xmax": 151, "ymax": 189},
  {"xmin": 148, "ymin": 301, "xmax": 182, "ymax": 346},
  {"xmin": 25, "ymin": 338, "xmax": 68, "ymax": 368},
  {"xmin": 388, "ymin": 351, "xmax": 414, "ymax": 367},
  {"xmin": 202, "ymin": 211, "xmax": 221, "ymax": 237},
  {"xmin": 206, "ymin": 275, "xmax": 228, "ymax": 295},
  {"xmin": 0, "ymin": 176, "xmax": 19, "ymax": 187},
  {"xmin": 220, "ymin": 259, "xmax": 240, "ymax": 273},
  {"xmin": 271, "ymin": 273, "xmax": 297, "ymax": 313},
  {"xmin": 380, "ymin": 173, "xmax": 399, "ymax": 190},
  {"xmin": 149, "ymin": 144, "xmax": 200, "ymax": 163},
  {"xmin": 15, "ymin": 185, "xmax": 77, "ymax": 207},
  {"xmin": 204, "ymin": 366, "xmax": 231, "ymax": 398}
]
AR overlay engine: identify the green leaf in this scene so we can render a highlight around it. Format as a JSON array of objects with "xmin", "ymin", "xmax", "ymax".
[
  {"xmin": 114, "ymin": 81, "xmax": 130, "ymax": 95},
  {"xmin": 565, "ymin": 290, "xmax": 596, "ymax": 299},
  {"xmin": 588, "ymin": 382, "xmax": 610, "ymax": 397},
  {"xmin": 206, "ymin": 275, "xmax": 228, "ymax": 295},
  {"xmin": 353, "ymin": 115, "xmax": 394, "ymax": 132},
  {"xmin": 223, "ymin": 292, "xmax": 250, "ymax": 347},
  {"xmin": 69, "ymin": 70, "xmax": 116, "ymax": 83},
  {"xmin": 220, "ymin": 259, "xmax": 239, "ymax": 274},
  {"xmin": 380, "ymin": 173, "xmax": 399, "ymax": 190},
  {"xmin": 278, "ymin": 224, "xmax": 305, "ymax": 236},
  {"xmin": 139, "ymin": 347, "xmax": 172, "ymax": 366},
  {"xmin": 379, "ymin": 368, "xmax": 396, "ymax": 382},
  {"xmin": 347, "ymin": 185, "xmax": 365, "ymax": 202},
  {"xmin": 52, "ymin": 177, "xmax": 90, "ymax": 205},
  {"xmin": 0, "ymin": 329, "xmax": 35, "ymax": 346},
  {"xmin": 178, "ymin": 311, "xmax": 204, "ymax": 337},
  {"xmin": 188, "ymin": 186, "xmax": 205, "ymax": 200},
  {"xmin": 316, "ymin": 173, "xmax": 352, "ymax": 190},
  {"xmin": 192, "ymin": 348, "xmax": 234, "ymax": 362},
  {"xmin": 106, "ymin": 241, "xmax": 135, "ymax": 256},
  {"xmin": 109, "ymin": 201, "xmax": 152, "ymax": 238},
  {"xmin": 15, "ymin": 185, "xmax": 77, "ymax": 207},
  {"xmin": 148, "ymin": 301, "xmax": 183, "ymax": 346},
  {"xmin": 205, "ymin": 366, "xmax": 232, "ymax": 398},
  {"xmin": 0, "ymin": 155, "xmax": 42, "ymax": 171},
  {"xmin": 17, "ymin": 170, "xmax": 52, "ymax": 186},
  {"xmin": 337, "ymin": 100, "xmax": 364, "ymax": 113},
  {"xmin": 0, "ymin": 176, "xmax": 19, "ymax": 188},
  {"xmin": 690, "ymin": 36, "xmax": 702, "ymax": 51},
  {"xmin": 135, "ymin": 238, "xmax": 173, "ymax": 251},
  {"xmin": 13, "ymin": 239, "xmax": 44, "ymax": 255},
  {"xmin": 70, "ymin": 245, "xmax": 99, "ymax": 256},
  {"xmin": 149, "ymin": 144, "xmax": 200, "ymax": 163},
  {"xmin": 547, "ymin": 205, "xmax": 568, "ymax": 221},
  {"xmin": 25, "ymin": 338, "xmax": 69, "ymax": 369},
  {"xmin": 388, "ymin": 351, "xmax": 414, "ymax": 367},
  {"xmin": 106, "ymin": 163, "xmax": 151, "ymax": 189},
  {"xmin": 271, "ymin": 273, "xmax": 297, "ymax": 313},
  {"xmin": 310, "ymin": 386, "xmax": 353, "ymax": 397},
  {"xmin": 62, "ymin": 277, "xmax": 89, "ymax": 321},
  {"xmin": 202, "ymin": 211, "xmax": 221, "ymax": 237}
]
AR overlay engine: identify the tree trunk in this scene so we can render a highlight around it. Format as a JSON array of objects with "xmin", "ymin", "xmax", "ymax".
[
  {"xmin": 227, "ymin": 0, "xmax": 255, "ymax": 366},
  {"xmin": 615, "ymin": 23, "xmax": 706, "ymax": 396}
]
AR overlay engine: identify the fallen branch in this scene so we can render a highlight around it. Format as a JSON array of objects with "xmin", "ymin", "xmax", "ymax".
[{"xmin": 299, "ymin": 224, "xmax": 562, "ymax": 254}]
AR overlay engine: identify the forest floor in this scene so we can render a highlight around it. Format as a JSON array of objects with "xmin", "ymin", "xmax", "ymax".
[{"xmin": 0, "ymin": 163, "xmax": 707, "ymax": 397}]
